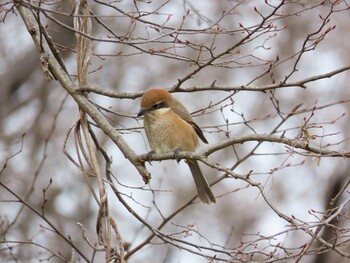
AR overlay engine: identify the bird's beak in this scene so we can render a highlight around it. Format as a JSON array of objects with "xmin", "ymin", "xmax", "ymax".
[{"xmin": 137, "ymin": 109, "xmax": 144, "ymax": 117}]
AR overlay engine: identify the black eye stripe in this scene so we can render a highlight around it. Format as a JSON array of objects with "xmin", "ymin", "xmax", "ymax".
[{"xmin": 151, "ymin": 102, "xmax": 165, "ymax": 110}]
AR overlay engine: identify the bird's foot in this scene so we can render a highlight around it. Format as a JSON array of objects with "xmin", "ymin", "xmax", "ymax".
[
  {"xmin": 174, "ymin": 148, "xmax": 182, "ymax": 163},
  {"xmin": 146, "ymin": 150, "xmax": 155, "ymax": 165}
]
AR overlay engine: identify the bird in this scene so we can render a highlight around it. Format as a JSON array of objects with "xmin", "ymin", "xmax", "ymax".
[{"xmin": 137, "ymin": 89, "xmax": 216, "ymax": 204}]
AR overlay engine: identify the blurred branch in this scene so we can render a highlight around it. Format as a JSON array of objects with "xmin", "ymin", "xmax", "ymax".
[
  {"xmin": 2, "ymin": 241, "xmax": 67, "ymax": 262},
  {"xmin": 312, "ymin": 171, "xmax": 350, "ymax": 263},
  {"xmin": 0, "ymin": 181, "xmax": 90, "ymax": 262}
]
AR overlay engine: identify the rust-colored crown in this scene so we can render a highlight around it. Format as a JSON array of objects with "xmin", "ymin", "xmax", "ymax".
[{"xmin": 140, "ymin": 89, "xmax": 172, "ymax": 110}]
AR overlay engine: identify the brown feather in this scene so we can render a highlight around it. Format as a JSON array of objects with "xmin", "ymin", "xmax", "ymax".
[{"xmin": 170, "ymin": 97, "xmax": 209, "ymax": 144}]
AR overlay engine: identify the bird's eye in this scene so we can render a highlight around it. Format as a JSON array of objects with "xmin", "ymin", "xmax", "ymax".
[{"xmin": 151, "ymin": 102, "xmax": 163, "ymax": 110}]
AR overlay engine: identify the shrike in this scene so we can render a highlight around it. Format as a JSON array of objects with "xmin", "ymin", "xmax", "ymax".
[{"xmin": 138, "ymin": 89, "xmax": 216, "ymax": 204}]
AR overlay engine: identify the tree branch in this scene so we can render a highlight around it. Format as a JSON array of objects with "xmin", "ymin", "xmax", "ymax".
[{"xmin": 15, "ymin": 1, "xmax": 150, "ymax": 183}]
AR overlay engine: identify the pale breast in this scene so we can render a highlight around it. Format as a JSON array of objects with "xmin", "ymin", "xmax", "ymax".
[{"xmin": 144, "ymin": 109, "xmax": 198, "ymax": 154}]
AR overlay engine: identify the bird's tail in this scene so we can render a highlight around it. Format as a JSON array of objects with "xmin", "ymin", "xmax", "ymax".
[{"xmin": 187, "ymin": 159, "xmax": 216, "ymax": 204}]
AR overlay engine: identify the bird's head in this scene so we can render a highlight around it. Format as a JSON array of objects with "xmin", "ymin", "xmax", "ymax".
[{"xmin": 137, "ymin": 89, "xmax": 172, "ymax": 117}]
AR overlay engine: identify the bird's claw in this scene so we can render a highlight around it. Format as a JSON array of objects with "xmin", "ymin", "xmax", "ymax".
[
  {"xmin": 146, "ymin": 151, "xmax": 154, "ymax": 165},
  {"xmin": 174, "ymin": 148, "xmax": 182, "ymax": 163}
]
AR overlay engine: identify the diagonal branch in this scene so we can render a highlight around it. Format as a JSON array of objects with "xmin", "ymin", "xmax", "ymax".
[{"xmin": 15, "ymin": 1, "xmax": 150, "ymax": 183}]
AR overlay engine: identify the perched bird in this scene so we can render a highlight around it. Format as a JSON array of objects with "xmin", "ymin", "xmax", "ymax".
[{"xmin": 137, "ymin": 89, "xmax": 216, "ymax": 204}]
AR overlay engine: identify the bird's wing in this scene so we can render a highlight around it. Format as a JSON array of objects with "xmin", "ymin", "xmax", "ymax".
[
  {"xmin": 189, "ymin": 121, "xmax": 208, "ymax": 144},
  {"xmin": 171, "ymin": 98, "xmax": 209, "ymax": 144}
]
